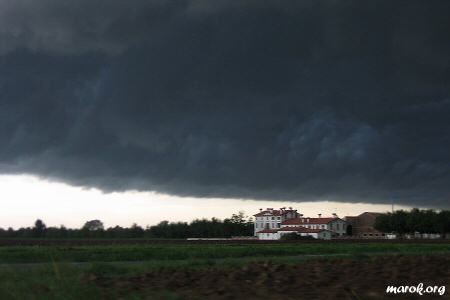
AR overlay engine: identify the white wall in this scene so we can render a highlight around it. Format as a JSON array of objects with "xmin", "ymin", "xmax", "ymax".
[
  {"xmin": 257, "ymin": 232, "xmax": 278, "ymax": 240},
  {"xmin": 327, "ymin": 219, "xmax": 346, "ymax": 236},
  {"xmin": 254, "ymin": 214, "xmax": 282, "ymax": 235}
]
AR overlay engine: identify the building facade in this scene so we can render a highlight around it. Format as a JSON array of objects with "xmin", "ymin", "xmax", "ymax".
[
  {"xmin": 253, "ymin": 207, "xmax": 299, "ymax": 236},
  {"xmin": 344, "ymin": 212, "xmax": 385, "ymax": 238},
  {"xmin": 281, "ymin": 217, "xmax": 346, "ymax": 236},
  {"xmin": 257, "ymin": 227, "xmax": 333, "ymax": 240},
  {"xmin": 254, "ymin": 208, "xmax": 346, "ymax": 240}
]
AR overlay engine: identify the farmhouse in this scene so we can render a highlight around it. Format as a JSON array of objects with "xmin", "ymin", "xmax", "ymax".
[
  {"xmin": 344, "ymin": 212, "xmax": 385, "ymax": 238},
  {"xmin": 254, "ymin": 208, "xmax": 346, "ymax": 240}
]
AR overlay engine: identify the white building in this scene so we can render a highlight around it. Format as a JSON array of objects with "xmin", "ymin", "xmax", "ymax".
[
  {"xmin": 254, "ymin": 208, "xmax": 346, "ymax": 240},
  {"xmin": 256, "ymin": 227, "xmax": 333, "ymax": 240},
  {"xmin": 253, "ymin": 207, "xmax": 300, "ymax": 235}
]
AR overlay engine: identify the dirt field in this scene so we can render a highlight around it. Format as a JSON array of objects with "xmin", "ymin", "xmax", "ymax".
[{"xmin": 92, "ymin": 255, "xmax": 449, "ymax": 299}]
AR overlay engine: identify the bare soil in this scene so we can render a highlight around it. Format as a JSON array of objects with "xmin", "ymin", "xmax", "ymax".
[{"xmin": 92, "ymin": 255, "xmax": 449, "ymax": 299}]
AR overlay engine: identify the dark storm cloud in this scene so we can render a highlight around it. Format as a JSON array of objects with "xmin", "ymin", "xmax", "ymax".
[{"xmin": 1, "ymin": 0, "xmax": 449, "ymax": 207}]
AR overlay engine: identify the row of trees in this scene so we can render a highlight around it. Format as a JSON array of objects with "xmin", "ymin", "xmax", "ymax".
[
  {"xmin": 374, "ymin": 208, "xmax": 450, "ymax": 235},
  {"xmin": 0, "ymin": 212, "xmax": 254, "ymax": 239}
]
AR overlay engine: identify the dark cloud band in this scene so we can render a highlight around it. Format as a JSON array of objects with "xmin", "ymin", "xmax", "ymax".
[{"xmin": 0, "ymin": 0, "xmax": 449, "ymax": 207}]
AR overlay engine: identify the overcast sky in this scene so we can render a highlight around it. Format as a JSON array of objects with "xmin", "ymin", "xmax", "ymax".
[{"xmin": 0, "ymin": 1, "xmax": 449, "ymax": 228}]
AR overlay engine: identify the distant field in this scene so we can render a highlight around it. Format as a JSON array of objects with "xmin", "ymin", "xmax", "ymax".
[{"xmin": 0, "ymin": 242, "xmax": 449, "ymax": 264}]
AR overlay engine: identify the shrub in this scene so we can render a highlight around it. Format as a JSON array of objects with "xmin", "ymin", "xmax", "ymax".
[{"xmin": 280, "ymin": 233, "xmax": 315, "ymax": 240}]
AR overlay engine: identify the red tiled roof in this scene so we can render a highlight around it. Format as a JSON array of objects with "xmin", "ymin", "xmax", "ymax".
[
  {"xmin": 297, "ymin": 228, "xmax": 328, "ymax": 233},
  {"xmin": 360, "ymin": 212, "xmax": 383, "ymax": 217},
  {"xmin": 258, "ymin": 227, "xmax": 329, "ymax": 234},
  {"xmin": 257, "ymin": 229, "xmax": 279, "ymax": 233},
  {"xmin": 280, "ymin": 219, "xmax": 302, "ymax": 225},
  {"xmin": 253, "ymin": 209, "xmax": 297, "ymax": 217},
  {"xmin": 253, "ymin": 210, "xmax": 281, "ymax": 217},
  {"xmin": 281, "ymin": 217, "xmax": 336, "ymax": 225},
  {"xmin": 345, "ymin": 212, "xmax": 383, "ymax": 219},
  {"xmin": 278, "ymin": 226, "xmax": 306, "ymax": 231}
]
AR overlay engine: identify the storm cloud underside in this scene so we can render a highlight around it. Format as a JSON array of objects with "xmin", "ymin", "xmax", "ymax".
[{"xmin": 0, "ymin": 0, "xmax": 449, "ymax": 207}]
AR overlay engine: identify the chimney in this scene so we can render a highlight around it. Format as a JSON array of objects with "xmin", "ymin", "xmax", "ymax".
[
  {"xmin": 318, "ymin": 214, "xmax": 322, "ymax": 218},
  {"xmin": 259, "ymin": 208, "xmax": 262, "ymax": 212},
  {"xmin": 332, "ymin": 213, "xmax": 338, "ymax": 218}
]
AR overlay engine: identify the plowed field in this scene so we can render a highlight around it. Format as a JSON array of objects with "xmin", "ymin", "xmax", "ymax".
[{"xmin": 93, "ymin": 255, "xmax": 449, "ymax": 299}]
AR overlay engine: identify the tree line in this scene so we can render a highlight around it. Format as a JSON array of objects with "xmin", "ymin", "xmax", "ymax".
[
  {"xmin": 374, "ymin": 208, "xmax": 450, "ymax": 235},
  {"xmin": 0, "ymin": 211, "xmax": 254, "ymax": 239}
]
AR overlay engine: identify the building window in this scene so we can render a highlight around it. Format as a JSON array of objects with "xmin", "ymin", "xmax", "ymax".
[{"xmin": 277, "ymin": 223, "xmax": 280, "ymax": 228}]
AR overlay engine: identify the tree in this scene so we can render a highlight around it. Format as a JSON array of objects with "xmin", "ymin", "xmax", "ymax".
[
  {"xmin": 32, "ymin": 219, "xmax": 46, "ymax": 238},
  {"xmin": 374, "ymin": 208, "xmax": 450, "ymax": 237},
  {"xmin": 436, "ymin": 210, "xmax": 450, "ymax": 236},
  {"xmin": 130, "ymin": 223, "xmax": 144, "ymax": 238},
  {"xmin": 230, "ymin": 211, "xmax": 247, "ymax": 225},
  {"xmin": 391, "ymin": 210, "xmax": 409, "ymax": 235},
  {"xmin": 82, "ymin": 220, "xmax": 104, "ymax": 231}
]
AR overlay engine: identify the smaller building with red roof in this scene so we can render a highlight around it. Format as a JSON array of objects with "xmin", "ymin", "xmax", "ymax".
[{"xmin": 256, "ymin": 225, "xmax": 333, "ymax": 240}]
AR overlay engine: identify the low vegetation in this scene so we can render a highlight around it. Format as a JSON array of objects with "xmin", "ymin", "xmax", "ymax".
[
  {"xmin": 0, "ymin": 243, "xmax": 449, "ymax": 264},
  {"xmin": 279, "ymin": 232, "xmax": 315, "ymax": 240}
]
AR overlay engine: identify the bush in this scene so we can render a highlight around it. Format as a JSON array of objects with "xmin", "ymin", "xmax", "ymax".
[{"xmin": 280, "ymin": 233, "xmax": 315, "ymax": 240}]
